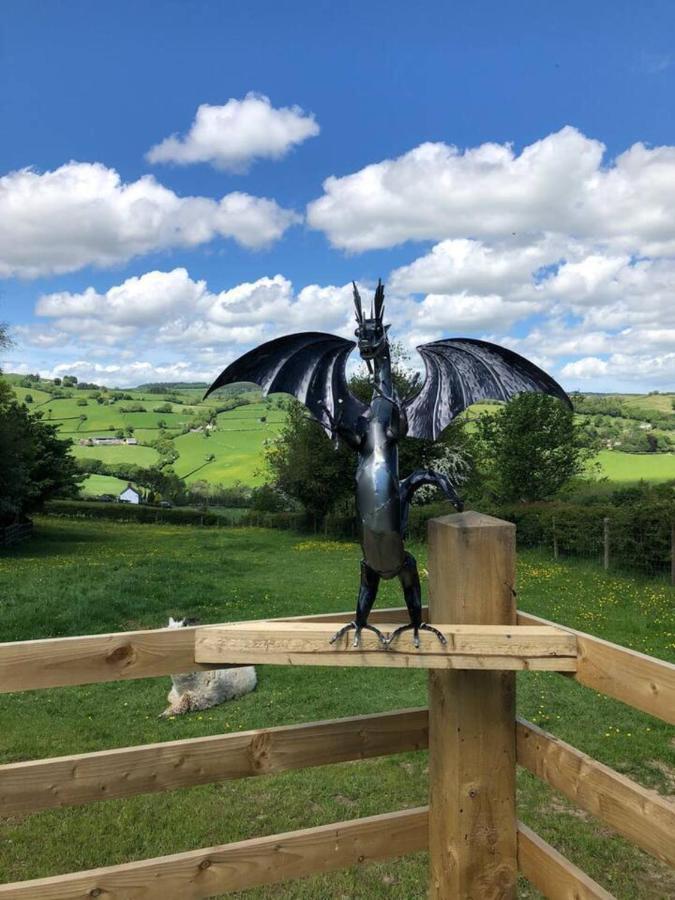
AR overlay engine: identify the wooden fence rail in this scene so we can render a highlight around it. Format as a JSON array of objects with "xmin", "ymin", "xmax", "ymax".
[{"xmin": 0, "ymin": 708, "xmax": 428, "ymax": 817}]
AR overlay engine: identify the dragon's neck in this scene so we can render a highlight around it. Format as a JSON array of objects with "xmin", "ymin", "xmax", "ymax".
[{"xmin": 372, "ymin": 346, "xmax": 393, "ymax": 399}]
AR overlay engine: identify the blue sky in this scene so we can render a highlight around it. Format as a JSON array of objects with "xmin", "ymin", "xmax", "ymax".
[{"xmin": 1, "ymin": 0, "xmax": 674, "ymax": 390}]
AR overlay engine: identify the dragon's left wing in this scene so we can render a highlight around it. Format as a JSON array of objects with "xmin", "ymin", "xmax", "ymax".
[
  {"xmin": 204, "ymin": 331, "xmax": 366, "ymax": 435},
  {"xmin": 404, "ymin": 338, "xmax": 571, "ymax": 441}
]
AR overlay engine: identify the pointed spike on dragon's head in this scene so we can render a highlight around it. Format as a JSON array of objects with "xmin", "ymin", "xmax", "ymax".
[
  {"xmin": 352, "ymin": 281, "xmax": 365, "ymax": 325},
  {"xmin": 374, "ymin": 278, "xmax": 385, "ymax": 322}
]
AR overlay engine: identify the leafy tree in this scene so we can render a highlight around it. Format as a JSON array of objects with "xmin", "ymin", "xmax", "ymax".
[
  {"xmin": 264, "ymin": 400, "xmax": 355, "ymax": 521},
  {"xmin": 0, "ymin": 380, "xmax": 81, "ymax": 524},
  {"xmin": 53, "ymin": 377, "xmax": 61, "ymax": 386},
  {"xmin": 472, "ymin": 393, "xmax": 589, "ymax": 503},
  {"xmin": 24, "ymin": 394, "xmax": 33, "ymax": 403}
]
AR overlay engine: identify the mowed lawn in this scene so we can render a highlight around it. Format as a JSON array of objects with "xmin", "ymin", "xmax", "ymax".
[{"xmin": 0, "ymin": 519, "xmax": 674, "ymax": 898}]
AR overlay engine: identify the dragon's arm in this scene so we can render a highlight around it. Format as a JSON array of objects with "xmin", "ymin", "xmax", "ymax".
[
  {"xmin": 205, "ymin": 332, "xmax": 367, "ymax": 440},
  {"xmin": 404, "ymin": 338, "xmax": 571, "ymax": 441}
]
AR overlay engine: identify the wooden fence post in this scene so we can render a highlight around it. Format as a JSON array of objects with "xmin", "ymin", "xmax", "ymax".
[
  {"xmin": 603, "ymin": 517, "xmax": 610, "ymax": 571},
  {"xmin": 427, "ymin": 511, "xmax": 517, "ymax": 899},
  {"xmin": 552, "ymin": 516, "xmax": 559, "ymax": 560}
]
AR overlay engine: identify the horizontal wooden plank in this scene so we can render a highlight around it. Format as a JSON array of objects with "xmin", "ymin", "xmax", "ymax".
[
  {"xmin": 195, "ymin": 621, "xmax": 577, "ymax": 670},
  {"xmin": 0, "ymin": 607, "xmax": 417, "ymax": 695},
  {"xmin": 518, "ymin": 611, "xmax": 675, "ymax": 725},
  {"xmin": 0, "ymin": 626, "xmax": 221, "ymax": 694},
  {"xmin": 0, "ymin": 806, "xmax": 428, "ymax": 899},
  {"xmin": 517, "ymin": 821, "xmax": 615, "ymax": 900},
  {"xmin": 0, "ymin": 708, "xmax": 427, "ymax": 816},
  {"xmin": 517, "ymin": 717, "xmax": 675, "ymax": 868}
]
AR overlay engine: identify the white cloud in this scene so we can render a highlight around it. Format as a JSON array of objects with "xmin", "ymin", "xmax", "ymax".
[
  {"xmin": 561, "ymin": 353, "xmax": 675, "ymax": 385},
  {"xmin": 146, "ymin": 93, "xmax": 319, "ymax": 172},
  {"xmin": 0, "ymin": 162, "xmax": 299, "ymax": 277},
  {"xmin": 37, "ymin": 268, "xmax": 207, "ymax": 327},
  {"xmin": 416, "ymin": 292, "xmax": 541, "ymax": 332},
  {"xmin": 307, "ymin": 126, "xmax": 675, "ymax": 256}
]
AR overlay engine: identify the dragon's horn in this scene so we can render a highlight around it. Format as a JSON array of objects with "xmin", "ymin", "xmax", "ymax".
[
  {"xmin": 352, "ymin": 282, "xmax": 363, "ymax": 324},
  {"xmin": 374, "ymin": 278, "xmax": 385, "ymax": 321}
]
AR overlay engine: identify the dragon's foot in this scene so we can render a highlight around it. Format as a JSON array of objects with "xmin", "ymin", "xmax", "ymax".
[
  {"xmin": 386, "ymin": 622, "xmax": 448, "ymax": 649},
  {"xmin": 328, "ymin": 621, "xmax": 387, "ymax": 648}
]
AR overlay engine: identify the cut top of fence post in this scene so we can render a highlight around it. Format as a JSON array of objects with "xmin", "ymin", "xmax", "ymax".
[{"xmin": 427, "ymin": 511, "xmax": 516, "ymax": 626}]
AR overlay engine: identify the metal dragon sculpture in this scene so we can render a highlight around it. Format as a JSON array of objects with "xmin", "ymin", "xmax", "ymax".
[{"xmin": 205, "ymin": 280, "xmax": 570, "ymax": 648}]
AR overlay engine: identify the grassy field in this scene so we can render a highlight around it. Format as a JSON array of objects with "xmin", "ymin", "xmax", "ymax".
[
  {"xmin": 80, "ymin": 474, "xmax": 135, "ymax": 496},
  {"xmin": 0, "ymin": 520, "xmax": 673, "ymax": 897},
  {"xmin": 594, "ymin": 449, "xmax": 675, "ymax": 483},
  {"xmin": 618, "ymin": 393, "xmax": 675, "ymax": 415},
  {"xmin": 70, "ymin": 442, "xmax": 160, "ymax": 467},
  {"xmin": 173, "ymin": 402, "xmax": 285, "ymax": 485},
  {"xmin": 5, "ymin": 377, "xmax": 675, "ymax": 489}
]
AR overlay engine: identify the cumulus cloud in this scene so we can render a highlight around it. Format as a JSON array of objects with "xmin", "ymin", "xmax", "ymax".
[
  {"xmin": 146, "ymin": 93, "xmax": 319, "ymax": 172},
  {"xmin": 307, "ymin": 126, "xmax": 675, "ymax": 256},
  {"xmin": 0, "ymin": 162, "xmax": 299, "ymax": 277},
  {"xmin": 25, "ymin": 268, "xmax": 372, "ymax": 386},
  {"xmin": 561, "ymin": 353, "xmax": 675, "ymax": 385}
]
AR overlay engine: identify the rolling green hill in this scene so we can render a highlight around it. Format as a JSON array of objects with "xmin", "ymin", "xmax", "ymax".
[
  {"xmin": 174, "ymin": 402, "xmax": 285, "ymax": 485},
  {"xmin": 3, "ymin": 375, "xmax": 673, "ymax": 492}
]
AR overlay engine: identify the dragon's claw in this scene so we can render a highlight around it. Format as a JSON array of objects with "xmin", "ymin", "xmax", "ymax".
[
  {"xmin": 385, "ymin": 622, "xmax": 447, "ymax": 649},
  {"xmin": 329, "ymin": 621, "xmax": 387, "ymax": 648}
]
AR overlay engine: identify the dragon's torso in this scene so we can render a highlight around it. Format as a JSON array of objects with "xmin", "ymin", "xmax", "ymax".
[{"xmin": 356, "ymin": 395, "xmax": 405, "ymax": 579}]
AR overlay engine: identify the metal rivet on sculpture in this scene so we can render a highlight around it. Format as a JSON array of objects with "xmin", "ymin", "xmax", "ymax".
[{"xmin": 206, "ymin": 280, "xmax": 570, "ymax": 648}]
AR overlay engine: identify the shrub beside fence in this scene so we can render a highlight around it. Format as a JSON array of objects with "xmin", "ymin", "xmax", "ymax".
[
  {"xmin": 44, "ymin": 500, "xmax": 230, "ymax": 527},
  {"xmin": 494, "ymin": 499, "xmax": 674, "ymax": 579}
]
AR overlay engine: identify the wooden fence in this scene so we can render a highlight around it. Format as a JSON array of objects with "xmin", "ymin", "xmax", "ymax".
[
  {"xmin": 0, "ymin": 522, "xmax": 32, "ymax": 548},
  {"xmin": 0, "ymin": 511, "xmax": 673, "ymax": 898}
]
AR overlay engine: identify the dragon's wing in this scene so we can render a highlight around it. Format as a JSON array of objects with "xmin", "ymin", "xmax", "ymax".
[
  {"xmin": 204, "ymin": 332, "xmax": 366, "ymax": 435},
  {"xmin": 404, "ymin": 338, "xmax": 571, "ymax": 441}
]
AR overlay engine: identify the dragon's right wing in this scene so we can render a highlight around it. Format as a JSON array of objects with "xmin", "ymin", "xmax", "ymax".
[{"xmin": 204, "ymin": 331, "xmax": 366, "ymax": 435}]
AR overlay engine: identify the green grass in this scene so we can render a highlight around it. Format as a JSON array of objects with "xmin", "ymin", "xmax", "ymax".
[
  {"xmin": 80, "ymin": 474, "xmax": 135, "ymax": 496},
  {"xmin": 0, "ymin": 520, "xmax": 673, "ymax": 897},
  {"xmin": 617, "ymin": 393, "xmax": 675, "ymax": 416},
  {"xmin": 595, "ymin": 449, "xmax": 675, "ymax": 483},
  {"xmin": 174, "ymin": 402, "xmax": 285, "ymax": 485},
  {"xmin": 70, "ymin": 442, "xmax": 160, "ymax": 467}
]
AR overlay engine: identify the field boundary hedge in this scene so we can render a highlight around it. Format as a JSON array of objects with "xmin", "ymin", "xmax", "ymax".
[{"xmin": 42, "ymin": 494, "xmax": 673, "ymax": 578}]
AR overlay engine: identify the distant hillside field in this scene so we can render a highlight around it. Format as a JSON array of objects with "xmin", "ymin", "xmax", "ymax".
[
  {"xmin": 80, "ymin": 474, "xmax": 134, "ymax": 496},
  {"xmin": 594, "ymin": 449, "xmax": 675, "ymax": 483},
  {"xmin": 174, "ymin": 402, "xmax": 285, "ymax": 485},
  {"xmin": 71, "ymin": 443, "xmax": 160, "ymax": 467},
  {"xmin": 4, "ymin": 377, "xmax": 674, "ymax": 491}
]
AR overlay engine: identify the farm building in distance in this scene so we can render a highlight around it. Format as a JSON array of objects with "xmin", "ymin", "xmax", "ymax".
[
  {"xmin": 118, "ymin": 485, "xmax": 140, "ymax": 504},
  {"xmin": 79, "ymin": 436, "xmax": 138, "ymax": 446}
]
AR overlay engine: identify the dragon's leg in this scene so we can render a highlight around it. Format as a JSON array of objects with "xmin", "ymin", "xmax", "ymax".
[
  {"xmin": 329, "ymin": 559, "xmax": 386, "ymax": 647},
  {"xmin": 386, "ymin": 552, "xmax": 447, "ymax": 649}
]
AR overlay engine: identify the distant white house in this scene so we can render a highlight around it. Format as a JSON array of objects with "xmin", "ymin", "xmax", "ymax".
[{"xmin": 119, "ymin": 485, "xmax": 140, "ymax": 504}]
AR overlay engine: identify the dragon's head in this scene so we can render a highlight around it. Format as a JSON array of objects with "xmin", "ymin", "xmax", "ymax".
[{"xmin": 353, "ymin": 279, "xmax": 389, "ymax": 360}]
